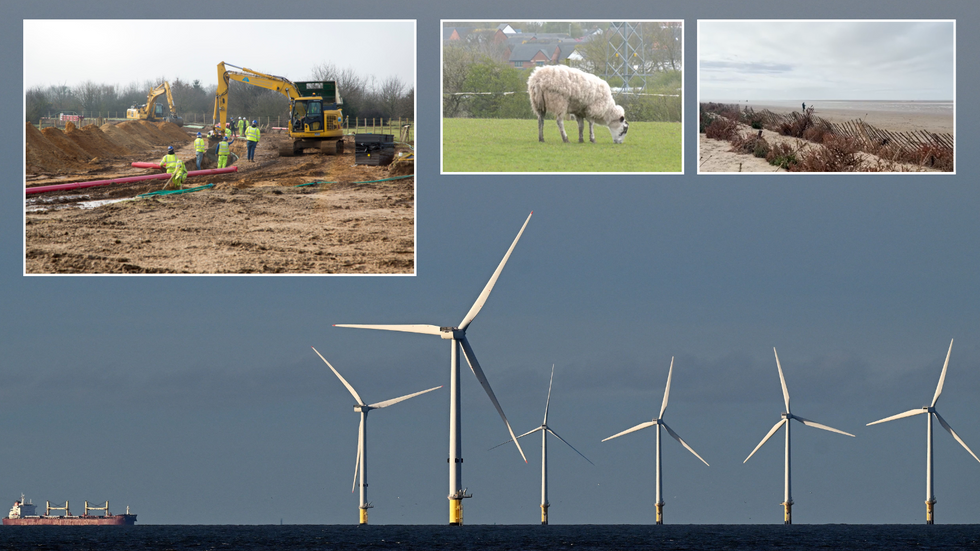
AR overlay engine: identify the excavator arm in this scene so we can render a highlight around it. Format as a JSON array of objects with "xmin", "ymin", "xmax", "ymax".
[
  {"xmin": 144, "ymin": 83, "xmax": 168, "ymax": 117},
  {"xmin": 213, "ymin": 61, "xmax": 301, "ymax": 132},
  {"xmin": 163, "ymin": 82, "xmax": 180, "ymax": 120},
  {"xmin": 128, "ymin": 81, "xmax": 183, "ymax": 126}
]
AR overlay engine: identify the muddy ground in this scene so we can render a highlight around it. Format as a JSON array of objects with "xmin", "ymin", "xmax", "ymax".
[{"xmin": 25, "ymin": 121, "xmax": 414, "ymax": 274}]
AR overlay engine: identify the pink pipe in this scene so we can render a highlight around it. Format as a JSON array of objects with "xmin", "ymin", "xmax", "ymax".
[
  {"xmin": 26, "ymin": 167, "xmax": 238, "ymax": 195},
  {"xmin": 131, "ymin": 162, "xmax": 164, "ymax": 169}
]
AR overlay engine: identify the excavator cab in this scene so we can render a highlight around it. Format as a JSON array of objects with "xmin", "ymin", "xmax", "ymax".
[{"xmin": 292, "ymin": 99, "xmax": 324, "ymax": 133}]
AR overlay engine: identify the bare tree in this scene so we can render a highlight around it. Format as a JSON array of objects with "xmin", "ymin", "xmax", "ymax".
[
  {"xmin": 376, "ymin": 75, "xmax": 405, "ymax": 119},
  {"xmin": 25, "ymin": 86, "xmax": 50, "ymax": 123},
  {"xmin": 312, "ymin": 62, "xmax": 369, "ymax": 119}
]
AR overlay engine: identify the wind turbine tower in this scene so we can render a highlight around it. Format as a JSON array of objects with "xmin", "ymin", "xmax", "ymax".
[
  {"xmin": 867, "ymin": 339, "xmax": 980, "ymax": 524},
  {"xmin": 744, "ymin": 348, "xmax": 855, "ymax": 524},
  {"xmin": 312, "ymin": 348, "xmax": 441, "ymax": 524},
  {"xmin": 336, "ymin": 212, "xmax": 533, "ymax": 525},
  {"xmin": 602, "ymin": 357, "xmax": 709, "ymax": 524},
  {"xmin": 490, "ymin": 364, "xmax": 594, "ymax": 524}
]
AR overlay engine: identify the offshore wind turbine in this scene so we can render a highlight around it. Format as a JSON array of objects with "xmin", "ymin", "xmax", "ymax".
[
  {"xmin": 489, "ymin": 364, "xmax": 594, "ymax": 525},
  {"xmin": 866, "ymin": 339, "xmax": 980, "ymax": 524},
  {"xmin": 602, "ymin": 357, "xmax": 708, "ymax": 525},
  {"xmin": 744, "ymin": 348, "xmax": 854, "ymax": 524},
  {"xmin": 312, "ymin": 347, "xmax": 441, "ymax": 525},
  {"xmin": 336, "ymin": 212, "xmax": 533, "ymax": 525}
]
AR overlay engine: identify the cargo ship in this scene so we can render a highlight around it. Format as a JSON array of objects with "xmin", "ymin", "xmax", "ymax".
[{"xmin": 3, "ymin": 495, "xmax": 136, "ymax": 526}]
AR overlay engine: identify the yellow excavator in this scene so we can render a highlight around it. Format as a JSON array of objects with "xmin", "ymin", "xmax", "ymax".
[
  {"xmin": 213, "ymin": 61, "xmax": 344, "ymax": 156},
  {"xmin": 127, "ymin": 81, "xmax": 183, "ymax": 126}
]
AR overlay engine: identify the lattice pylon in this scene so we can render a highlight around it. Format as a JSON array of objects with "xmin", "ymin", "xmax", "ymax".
[{"xmin": 605, "ymin": 22, "xmax": 646, "ymax": 92}]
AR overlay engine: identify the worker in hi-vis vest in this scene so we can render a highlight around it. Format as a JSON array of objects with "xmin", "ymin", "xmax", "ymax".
[
  {"xmin": 216, "ymin": 136, "xmax": 230, "ymax": 169},
  {"xmin": 160, "ymin": 146, "xmax": 178, "ymax": 173},
  {"xmin": 167, "ymin": 158, "xmax": 188, "ymax": 190},
  {"xmin": 193, "ymin": 132, "xmax": 207, "ymax": 170},
  {"xmin": 245, "ymin": 120, "xmax": 260, "ymax": 162}
]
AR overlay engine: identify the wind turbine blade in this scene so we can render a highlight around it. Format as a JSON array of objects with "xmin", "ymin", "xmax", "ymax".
[
  {"xmin": 352, "ymin": 417, "xmax": 363, "ymax": 493},
  {"xmin": 744, "ymin": 419, "xmax": 786, "ymax": 463},
  {"xmin": 458, "ymin": 212, "xmax": 533, "ymax": 330},
  {"xmin": 867, "ymin": 408, "xmax": 927, "ymax": 426},
  {"xmin": 661, "ymin": 422, "xmax": 710, "ymax": 466},
  {"xmin": 458, "ymin": 336, "xmax": 527, "ymax": 463},
  {"xmin": 333, "ymin": 324, "xmax": 443, "ymax": 336},
  {"xmin": 488, "ymin": 427, "xmax": 542, "ymax": 451},
  {"xmin": 547, "ymin": 427, "xmax": 595, "ymax": 466},
  {"xmin": 794, "ymin": 416, "xmax": 855, "ymax": 437},
  {"xmin": 543, "ymin": 364, "xmax": 555, "ymax": 425},
  {"xmin": 935, "ymin": 411, "xmax": 980, "ymax": 463},
  {"xmin": 602, "ymin": 421, "xmax": 658, "ymax": 442},
  {"xmin": 312, "ymin": 347, "xmax": 364, "ymax": 405},
  {"xmin": 931, "ymin": 339, "xmax": 954, "ymax": 407},
  {"xmin": 659, "ymin": 356, "xmax": 674, "ymax": 420},
  {"xmin": 368, "ymin": 386, "xmax": 442, "ymax": 409},
  {"xmin": 774, "ymin": 348, "xmax": 791, "ymax": 413}
]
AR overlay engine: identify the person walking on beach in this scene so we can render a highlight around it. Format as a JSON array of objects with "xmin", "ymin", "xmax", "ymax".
[
  {"xmin": 802, "ymin": 102, "xmax": 806, "ymax": 112},
  {"xmin": 245, "ymin": 119, "xmax": 260, "ymax": 162}
]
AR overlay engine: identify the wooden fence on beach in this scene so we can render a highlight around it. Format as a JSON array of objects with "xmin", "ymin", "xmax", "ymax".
[{"xmin": 753, "ymin": 109, "xmax": 953, "ymax": 154}]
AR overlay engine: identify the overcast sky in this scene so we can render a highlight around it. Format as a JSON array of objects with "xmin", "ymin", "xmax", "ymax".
[
  {"xmin": 699, "ymin": 20, "xmax": 954, "ymax": 101},
  {"xmin": 23, "ymin": 20, "xmax": 415, "ymax": 92},
  {"xmin": 5, "ymin": 0, "xmax": 980, "ymax": 529}
]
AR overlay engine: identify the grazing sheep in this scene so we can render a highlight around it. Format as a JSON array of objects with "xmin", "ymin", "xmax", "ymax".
[{"xmin": 527, "ymin": 65, "xmax": 629, "ymax": 144}]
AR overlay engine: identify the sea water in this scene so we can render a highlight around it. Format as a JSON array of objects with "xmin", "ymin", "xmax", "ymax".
[
  {"xmin": 710, "ymin": 99, "xmax": 953, "ymax": 116},
  {"xmin": 0, "ymin": 524, "xmax": 977, "ymax": 550}
]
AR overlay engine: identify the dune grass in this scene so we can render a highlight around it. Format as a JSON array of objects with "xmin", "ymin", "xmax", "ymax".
[{"xmin": 442, "ymin": 118, "xmax": 682, "ymax": 173}]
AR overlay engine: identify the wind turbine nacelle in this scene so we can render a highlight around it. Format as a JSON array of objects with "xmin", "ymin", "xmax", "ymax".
[{"xmin": 439, "ymin": 327, "xmax": 462, "ymax": 340}]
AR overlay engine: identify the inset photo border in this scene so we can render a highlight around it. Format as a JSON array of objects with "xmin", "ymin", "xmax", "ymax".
[
  {"xmin": 442, "ymin": 20, "xmax": 683, "ymax": 175},
  {"xmin": 697, "ymin": 19, "xmax": 955, "ymax": 175}
]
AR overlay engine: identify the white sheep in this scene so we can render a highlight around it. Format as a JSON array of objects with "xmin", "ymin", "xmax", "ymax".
[{"xmin": 527, "ymin": 65, "xmax": 629, "ymax": 144}]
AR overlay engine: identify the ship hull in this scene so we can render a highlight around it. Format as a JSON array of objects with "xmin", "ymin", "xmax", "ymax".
[{"xmin": 3, "ymin": 514, "xmax": 136, "ymax": 526}]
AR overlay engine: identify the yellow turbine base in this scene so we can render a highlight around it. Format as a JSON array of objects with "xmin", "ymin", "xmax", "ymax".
[
  {"xmin": 360, "ymin": 508, "xmax": 368, "ymax": 525},
  {"xmin": 782, "ymin": 501, "xmax": 793, "ymax": 525},
  {"xmin": 541, "ymin": 504, "xmax": 549, "ymax": 525},
  {"xmin": 656, "ymin": 502, "xmax": 664, "ymax": 525},
  {"xmin": 926, "ymin": 500, "xmax": 935, "ymax": 525},
  {"xmin": 450, "ymin": 499, "xmax": 463, "ymax": 526}
]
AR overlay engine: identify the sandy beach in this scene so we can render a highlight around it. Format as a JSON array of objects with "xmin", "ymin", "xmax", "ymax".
[{"xmin": 740, "ymin": 101, "xmax": 953, "ymax": 134}]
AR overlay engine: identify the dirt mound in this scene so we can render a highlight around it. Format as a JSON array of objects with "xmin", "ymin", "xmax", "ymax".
[
  {"xmin": 100, "ymin": 122, "xmax": 146, "ymax": 151},
  {"xmin": 41, "ymin": 126, "xmax": 92, "ymax": 162},
  {"xmin": 28, "ymin": 118, "xmax": 201, "ymax": 177},
  {"xmin": 65, "ymin": 122, "xmax": 132, "ymax": 159},
  {"xmin": 26, "ymin": 122, "xmax": 85, "ymax": 173},
  {"xmin": 155, "ymin": 121, "xmax": 192, "ymax": 142},
  {"xmin": 109, "ymin": 121, "xmax": 160, "ymax": 150}
]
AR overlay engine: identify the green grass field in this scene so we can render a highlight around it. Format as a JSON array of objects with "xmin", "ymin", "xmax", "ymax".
[{"xmin": 442, "ymin": 118, "xmax": 682, "ymax": 172}]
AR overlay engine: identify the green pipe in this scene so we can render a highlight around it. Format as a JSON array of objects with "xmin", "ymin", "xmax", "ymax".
[{"xmin": 137, "ymin": 183, "xmax": 215, "ymax": 198}]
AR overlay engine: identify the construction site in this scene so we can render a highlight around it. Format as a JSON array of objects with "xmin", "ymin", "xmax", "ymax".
[{"xmin": 24, "ymin": 117, "xmax": 415, "ymax": 274}]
